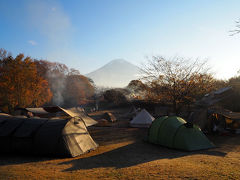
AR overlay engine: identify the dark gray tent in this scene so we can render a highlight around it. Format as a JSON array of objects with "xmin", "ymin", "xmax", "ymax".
[
  {"xmin": 189, "ymin": 87, "xmax": 233, "ymax": 131},
  {"xmin": 0, "ymin": 116, "xmax": 98, "ymax": 157}
]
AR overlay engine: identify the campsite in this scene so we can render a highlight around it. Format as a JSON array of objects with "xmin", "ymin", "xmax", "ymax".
[
  {"xmin": 0, "ymin": 106, "xmax": 240, "ymax": 179},
  {"xmin": 1, "ymin": 64, "xmax": 240, "ymax": 180},
  {"xmin": 1, "ymin": 1, "xmax": 240, "ymax": 179}
]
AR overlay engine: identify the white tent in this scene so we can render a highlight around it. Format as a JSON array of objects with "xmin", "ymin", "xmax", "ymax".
[{"xmin": 130, "ymin": 109, "xmax": 155, "ymax": 127}]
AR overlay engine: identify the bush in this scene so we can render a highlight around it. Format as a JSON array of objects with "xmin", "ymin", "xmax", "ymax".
[{"xmin": 103, "ymin": 89, "xmax": 127, "ymax": 105}]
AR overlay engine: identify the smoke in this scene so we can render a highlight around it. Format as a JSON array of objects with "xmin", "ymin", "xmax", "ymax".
[
  {"xmin": 46, "ymin": 70, "xmax": 66, "ymax": 106},
  {"xmin": 26, "ymin": 0, "xmax": 74, "ymax": 105}
]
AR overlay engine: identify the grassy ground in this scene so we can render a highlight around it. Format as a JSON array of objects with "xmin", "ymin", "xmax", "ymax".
[{"xmin": 0, "ymin": 109, "xmax": 240, "ymax": 180}]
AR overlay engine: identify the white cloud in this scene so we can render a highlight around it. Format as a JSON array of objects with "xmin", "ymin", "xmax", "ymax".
[{"xmin": 28, "ymin": 40, "xmax": 37, "ymax": 46}]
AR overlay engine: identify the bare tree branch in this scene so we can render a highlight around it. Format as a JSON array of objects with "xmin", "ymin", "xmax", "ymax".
[
  {"xmin": 230, "ymin": 19, "xmax": 240, "ymax": 36},
  {"xmin": 140, "ymin": 56, "xmax": 216, "ymax": 114}
]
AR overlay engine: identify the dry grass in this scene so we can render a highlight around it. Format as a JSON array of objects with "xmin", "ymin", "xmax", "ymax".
[{"xmin": 1, "ymin": 109, "xmax": 240, "ymax": 180}]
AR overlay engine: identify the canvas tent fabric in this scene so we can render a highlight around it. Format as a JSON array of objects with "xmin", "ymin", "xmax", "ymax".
[
  {"xmin": 0, "ymin": 116, "xmax": 98, "ymax": 157},
  {"xmin": 102, "ymin": 112, "xmax": 116, "ymax": 122},
  {"xmin": 190, "ymin": 108, "xmax": 209, "ymax": 130},
  {"xmin": 124, "ymin": 106, "xmax": 141, "ymax": 119},
  {"xmin": 0, "ymin": 113, "xmax": 11, "ymax": 118},
  {"xmin": 127, "ymin": 106, "xmax": 141, "ymax": 116},
  {"xmin": 62, "ymin": 107, "xmax": 97, "ymax": 127},
  {"xmin": 208, "ymin": 108, "xmax": 240, "ymax": 131},
  {"xmin": 148, "ymin": 116, "xmax": 215, "ymax": 151},
  {"xmin": 212, "ymin": 108, "xmax": 240, "ymax": 120},
  {"xmin": 196, "ymin": 87, "xmax": 232, "ymax": 107},
  {"xmin": 191, "ymin": 107, "xmax": 240, "ymax": 133},
  {"xmin": 23, "ymin": 106, "xmax": 97, "ymax": 127},
  {"xmin": 130, "ymin": 109, "xmax": 155, "ymax": 127}
]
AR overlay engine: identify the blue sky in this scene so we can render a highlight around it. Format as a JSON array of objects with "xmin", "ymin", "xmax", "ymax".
[{"xmin": 0, "ymin": 0, "xmax": 240, "ymax": 79}]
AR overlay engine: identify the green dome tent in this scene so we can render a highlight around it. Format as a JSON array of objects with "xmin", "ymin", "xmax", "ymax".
[{"xmin": 148, "ymin": 116, "xmax": 215, "ymax": 151}]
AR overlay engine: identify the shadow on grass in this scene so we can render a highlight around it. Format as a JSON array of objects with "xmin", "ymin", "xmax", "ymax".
[
  {"xmin": 1, "ymin": 130, "xmax": 238, "ymax": 168},
  {"xmin": 60, "ymin": 141, "xmax": 227, "ymax": 171},
  {"xmin": 0, "ymin": 154, "xmax": 59, "ymax": 166},
  {"xmin": 207, "ymin": 134, "xmax": 240, "ymax": 151}
]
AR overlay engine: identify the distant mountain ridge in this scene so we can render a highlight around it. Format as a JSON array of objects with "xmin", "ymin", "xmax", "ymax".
[{"xmin": 86, "ymin": 59, "xmax": 140, "ymax": 88}]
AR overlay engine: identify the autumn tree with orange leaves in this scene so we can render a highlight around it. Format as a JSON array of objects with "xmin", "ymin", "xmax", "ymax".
[
  {"xmin": 34, "ymin": 59, "xmax": 69, "ymax": 105},
  {"xmin": 63, "ymin": 74, "xmax": 95, "ymax": 106},
  {"xmin": 34, "ymin": 59, "xmax": 95, "ymax": 106},
  {"xmin": 0, "ymin": 49, "xmax": 52, "ymax": 112}
]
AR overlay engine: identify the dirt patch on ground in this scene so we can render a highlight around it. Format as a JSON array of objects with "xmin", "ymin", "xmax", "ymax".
[{"xmin": 0, "ymin": 108, "xmax": 240, "ymax": 179}]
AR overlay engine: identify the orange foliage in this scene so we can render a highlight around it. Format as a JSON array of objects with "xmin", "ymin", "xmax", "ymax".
[
  {"xmin": 64, "ymin": 75, "xmax": 95, "ymax": 106},
  {"xmin": 34, "ymin": 59, "xmax": 93, "ymax": 106},
  {"xmin": 0, "ymin": 53, "xmax": 52, "ymax": 112}
]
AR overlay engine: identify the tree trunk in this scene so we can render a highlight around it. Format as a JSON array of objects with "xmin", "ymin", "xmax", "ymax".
[{"xmin": 172, "ymin": 100, "xmax": 177, "ymax": 115}]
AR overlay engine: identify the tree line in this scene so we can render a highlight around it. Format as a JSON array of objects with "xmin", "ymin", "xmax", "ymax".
[
  {"xmin": 1, "ymin": 48, "xmax": 240, "ymax": 114},
  {"xmin": 125, "ymin": 56, "xmax": 239, "ymax": 114},
  {"xmin": 0, "ymin": 49, "xmax": 95, "ymax": 113}
]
